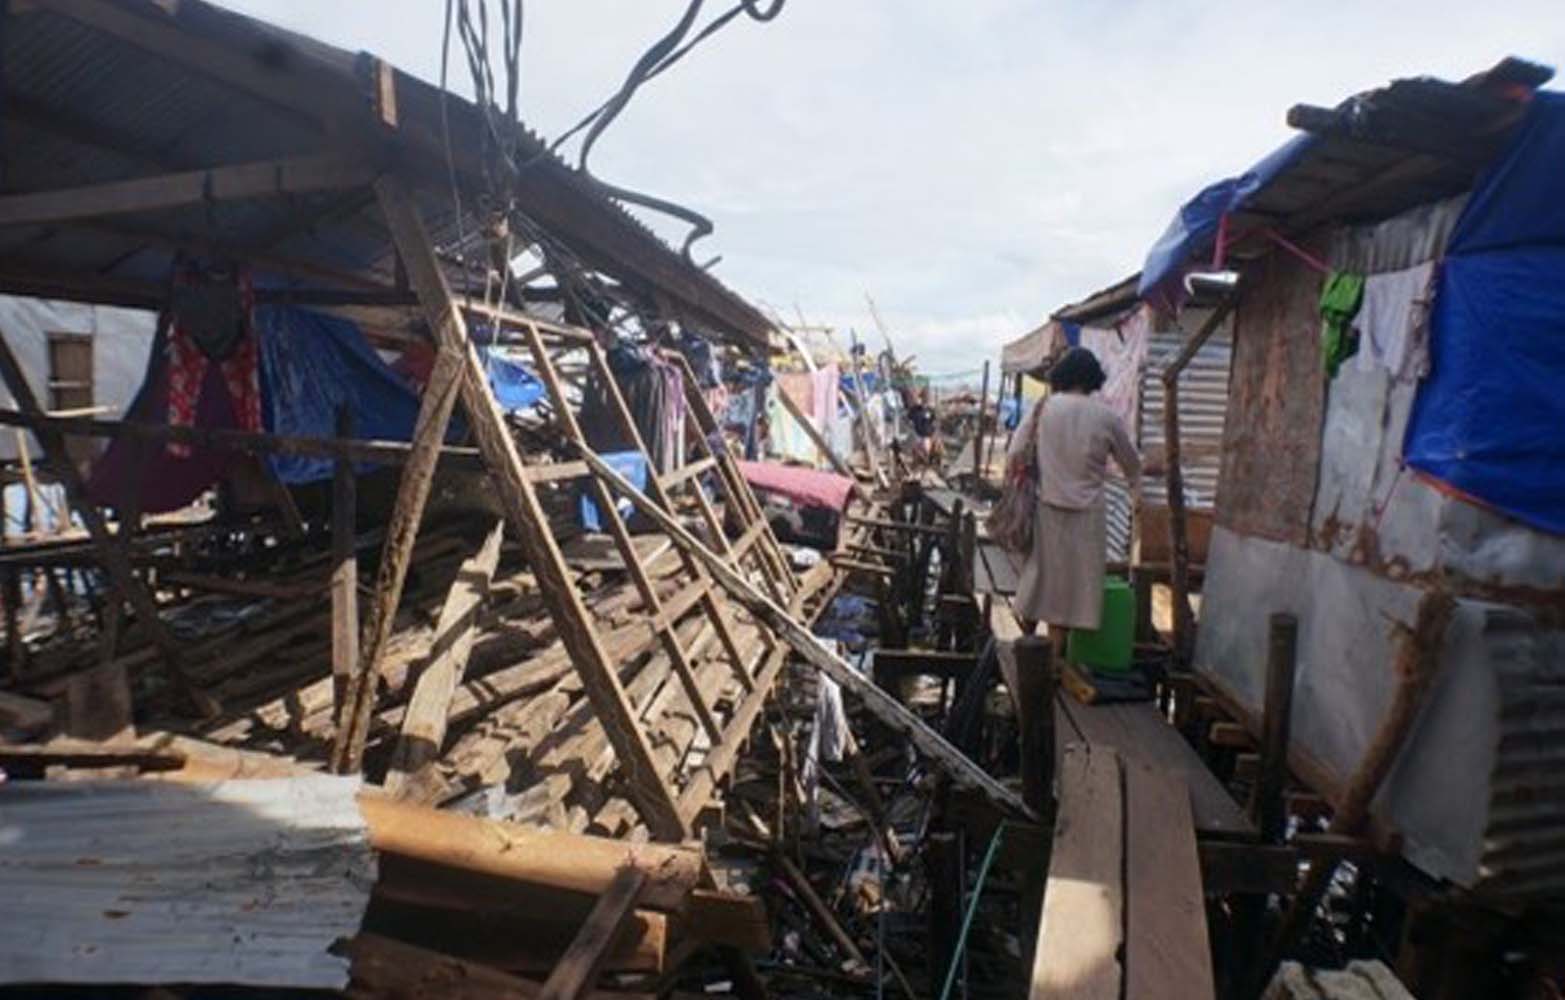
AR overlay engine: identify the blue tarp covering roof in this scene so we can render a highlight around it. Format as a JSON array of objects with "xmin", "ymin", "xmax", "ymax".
[
  {"xmin": 1137, "ymin": 135, "xmax": 1314, "ymax": 311},
  {"xmin": 1403, "ymin": 92, "xmax": 1565, "ymax": 534}
]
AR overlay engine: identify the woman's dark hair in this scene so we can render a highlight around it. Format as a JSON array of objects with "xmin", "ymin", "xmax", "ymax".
[{"xmin": 1047, "ymin": 346, "xmax": 1107, "ymax": 393}]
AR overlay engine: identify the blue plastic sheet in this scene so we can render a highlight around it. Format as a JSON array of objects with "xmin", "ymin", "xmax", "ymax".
[
  {"xmin": 1404, "ymin": 92, "xmax": 1565, "ymax": 534},
  {"xmin": 256, "ymin": 305, "xmax": 431, "ymax": 485},
  {"xmin": 479, "ymin": 347, "xmax": 545, "ymax": 411},
  {"xmin": 578, "ymin": 450, "xmax": 648, "ymax": 531},
  {"xmin": 1137, "ymin": 134, "xmax": 1313, "ymax": 310}
]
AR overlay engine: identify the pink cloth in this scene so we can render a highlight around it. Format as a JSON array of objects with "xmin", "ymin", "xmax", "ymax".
[{"xmin": 738, "ymin": 460, "xmax": 855, "ymax": 512}]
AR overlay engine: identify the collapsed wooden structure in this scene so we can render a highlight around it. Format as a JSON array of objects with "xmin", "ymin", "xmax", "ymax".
[{"xmin": 0, "ymin": 3, "xmax": 1047, "ymax": 996}]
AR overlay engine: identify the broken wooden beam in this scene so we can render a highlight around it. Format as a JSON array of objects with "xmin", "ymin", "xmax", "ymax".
[{"xmin": 383, "ymin": 521, "xmax": 504, "ymax": 796}]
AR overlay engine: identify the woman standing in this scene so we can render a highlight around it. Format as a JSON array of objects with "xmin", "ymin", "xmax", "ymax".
[{"xmin": 1008, "ymin": 347, "xmax": 1141, "ymax": 655}]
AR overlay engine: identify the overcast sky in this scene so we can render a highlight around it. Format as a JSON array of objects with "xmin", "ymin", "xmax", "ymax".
[{"xmin": 222, "ymin": 1, "xmax": 1562, "ymax": 375}]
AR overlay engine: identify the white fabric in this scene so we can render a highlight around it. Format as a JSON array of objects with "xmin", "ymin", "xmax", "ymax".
[{"xmin": 1353, "ymin": 261, "xmax": 1436, "ymax": 381}]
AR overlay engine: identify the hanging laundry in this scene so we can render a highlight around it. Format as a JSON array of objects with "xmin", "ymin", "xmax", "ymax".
[
  {"xmin": 1079, "ymin": 306, "xmax": 1150, "ymax": 431},
  {"xmin": 165, "ymin": 266, "xmax": 261, "ymax": 455},
  {"xmin": 1319, "ymin": 270, "xmax": 1366, "ymax": 378},
  {"xmin": 1352, "ymin": 261, "xmax": 1436, "ymax": 382}
]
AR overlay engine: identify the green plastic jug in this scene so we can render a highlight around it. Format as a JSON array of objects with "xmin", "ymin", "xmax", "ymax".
[{"xmin": 1067, "ymin": 575, "xmax": 1135, "ymax": 673}]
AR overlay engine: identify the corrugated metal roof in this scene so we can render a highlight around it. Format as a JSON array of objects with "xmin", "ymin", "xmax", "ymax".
[
  {"xmin": 0, "ymin": 776, "xmax": 373, "ymax": 988},
  {"xmin": 0, "ymin": 1, "xmax": 774, "ymax": 348}
]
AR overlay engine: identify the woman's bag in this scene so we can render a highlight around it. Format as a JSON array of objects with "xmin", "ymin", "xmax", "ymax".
[{"xmin": 986, "ymin": 401, "xmax": 1043, "ymax": 553}]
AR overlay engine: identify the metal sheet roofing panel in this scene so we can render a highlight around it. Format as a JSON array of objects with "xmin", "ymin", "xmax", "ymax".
[{"xmin": 0, "ymin": 776, "xmax": 374, "ymax": 989}]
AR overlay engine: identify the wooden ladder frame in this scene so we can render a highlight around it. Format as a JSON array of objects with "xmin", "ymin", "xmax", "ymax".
[{"xmin": 332, "ymin": 174, "xmax": 799, "ymax": 839}]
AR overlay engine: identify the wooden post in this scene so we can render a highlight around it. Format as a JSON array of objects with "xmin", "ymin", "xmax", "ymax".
[
  {"xmin": 1252, "ymin": 613, "xmax": 1298, "ymax": 843},
  {"xmin": 0, "ymin": 327, "xmax": 213, "ymax": 720},
  {"xmin": 330, "ymin": 405, "xmax": 358, "ymax": 729},
  {"xmin": 1013, "ymin": 635, "xmax": 1055, "ymax": 816},
  {"xmin": 972, "ymin": 359, "xmax": 990, "ymax": 482},
  {"xmin": 927, "ymin": 831, "xmax": 961, "ymax": 994},
  {"xmin": 372, "ymin": 175, "xmax": 684, "ymax": 839},
  {"xmin": 846, "ymin": 329, "xmax": 888, "ymax": 489},
  {"xmin": 1255, "ymin": 592, "xmax": 1456, "ymax": 994},
  {"xmin": 1161, "ymin": 296, "xmax": 1237, "ymax": 667}
]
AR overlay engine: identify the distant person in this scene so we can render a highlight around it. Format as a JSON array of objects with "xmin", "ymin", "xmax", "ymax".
[
  {"xmin": 1008, "ymin": 348, "xmax": 1140, "ymax": 657},
  {"xmin": 907, "ymin": 387, "xmax": 939, "ymax": 467}
]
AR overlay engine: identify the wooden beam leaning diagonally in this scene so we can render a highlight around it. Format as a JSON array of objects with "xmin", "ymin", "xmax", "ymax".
[
  {"xmin": 665, "ymin": 351, "xmax": 797, "ymax": 598},
  {"xmin": 0, "ymin": 328, "xmax": 216, "ymax": 723},
  {"xmin": 372, "ymin": 175, "xmax": 684, "ymax": 840},
  {"xmin": 537, "ymin": 866, "xmax": 648, "ymax": 1000},
  {"xmin": 330, "ymin": 345, "xmax": 465, "ymax": 774},
  {"xmin": 0, "ymin": 153, "xmax": 373, "ymax": 229},
  {"xmin": 383, "ymin": 520, "xmax": 505, "ymax": 797},
  {"xmin": 576, "ymin": 446, "xmax": 1035, "ymax": 821}
]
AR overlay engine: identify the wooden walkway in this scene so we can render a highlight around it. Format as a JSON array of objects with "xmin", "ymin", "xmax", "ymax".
[{"xmin": 1030, "ymin": 744, "xmax": 1216, "ymax": 999}]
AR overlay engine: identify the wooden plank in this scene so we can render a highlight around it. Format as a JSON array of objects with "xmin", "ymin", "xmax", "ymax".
[
  {"xmin": 0, "ymin": 408, "xmax": 485, "ymax": 466},
  {"xmin": 537, "ymin": 866, "xmax": 647, "ymax": 1000},
  {"xmin": 1197, "ymin": 841, "xmax": 1300, "ymax": 895},
  {"xmin": 383, "ymin": 521, "xmax": 504, "ymax": 796},
  {"xmin": 1031, "ymin": 745, "xmax": 1123, "ymax": 999},
  {"xmin": 373, "ymin": 176, "xmax": 684, "ymax": 839},
  {"xmin": 330, "ymin": 406, "xmax": 358, "ymax": 729},
  {"xmin": 1055, "ymin": 697, "xmax": 1255, "ymax": 839},
  {"xmin": 0, "ymin": 153, "xmax": 370, "ymax": 227},
  {"xmin": 658, "ymin": 456, "xmax": 716, "ymax": 491},
  {"xmin": 331, "ymin": 346, "xmax": 465, "ymax": 773},
  {"xmin": 342, "ymin": 933, "xmax": 643, "ymax": 1000},
  {"xmin": 1124, "ymin": 761, "xmax": 1216, "ymax": 1000}
]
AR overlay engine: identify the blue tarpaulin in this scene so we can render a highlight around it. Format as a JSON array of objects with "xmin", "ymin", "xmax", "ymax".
[
  {"xmin": 1403, "ymin": 92, "xmax": 1565, "ymax": 535},
  {"xmin": 1137, "ymin": 135, "xmax": 1314, "ymax": 311},
  {"xmin": 256, "ymin": 305, "xmax": 430, "ymax": 485},
  {"xmin": 479, "ymin": 347, "xmax": 546, "ymax": 411},
  {"xmin": 579, "ymin": 450, "xmax": 648, "ymax": 531}
]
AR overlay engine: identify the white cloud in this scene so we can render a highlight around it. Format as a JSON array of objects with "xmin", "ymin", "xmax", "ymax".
[{"xmin": 220, "ymin": 1, "xmax": 1563, "ymax": 373}]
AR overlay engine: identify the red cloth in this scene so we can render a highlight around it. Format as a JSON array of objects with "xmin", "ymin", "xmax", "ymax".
[
  {"xmin": 738, "ymin": 460, "xmax": 855, "ymax": 512},
  {"xmin": 166, "ymin": 274, "xmax": 260, "ymax": 456}
]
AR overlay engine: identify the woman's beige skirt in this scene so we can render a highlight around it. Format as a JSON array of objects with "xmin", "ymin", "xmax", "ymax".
[{"xmin": 1013, "ymin": 501, "xmax": 1106, "ymax": 630}]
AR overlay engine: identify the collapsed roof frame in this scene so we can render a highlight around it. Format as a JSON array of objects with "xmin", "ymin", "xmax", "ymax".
[
  {"xmin": 0, "ymin": 0, "xmax": 776, "ymax": 350},
  {"xmin": 0, "ymin": 0, "xmax": 802, "ymax": 838}
]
